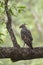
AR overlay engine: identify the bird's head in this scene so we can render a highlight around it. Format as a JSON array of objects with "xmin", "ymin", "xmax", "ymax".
[{"xmin": 19, "ymin": 24, "xmax": 26, "ymax": 28}]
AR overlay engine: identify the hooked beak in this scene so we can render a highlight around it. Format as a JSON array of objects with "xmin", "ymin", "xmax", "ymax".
[{"xmin": 19, "ymin": 25, "xmax": 22, "ymax": 28}]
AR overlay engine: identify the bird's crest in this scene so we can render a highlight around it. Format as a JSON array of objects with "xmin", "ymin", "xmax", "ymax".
[{"xmin": 19, "ymin": 24, "xmax": 26, "ymax": 28}]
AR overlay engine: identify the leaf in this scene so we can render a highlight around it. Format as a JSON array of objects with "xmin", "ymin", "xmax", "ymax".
[
  {"xmin": 9, "ymin": 8, "xmax": 17, "ymax": 16},
  {"xmin": 18, "ymin": 9, "xmax": 22, "ymax": 13},
  {"xmin": 0, "ymin": 1, "xmax": 3, "ymax": 7},
  {"xmin": 0, "ymin": 38, "xmax": 4, "ymax": 44},
  {"xmin": 17, "ymin": 6, "xmax": 26, "ymax": 8},
  {"xmin": 0, "ymin": 32, "xmax": 4, "ymax": 36}
]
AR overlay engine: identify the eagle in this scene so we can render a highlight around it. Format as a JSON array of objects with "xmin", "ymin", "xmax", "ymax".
[{"xmin": 20, "ymin": 24, "xmax": 33, "ymax": 49}]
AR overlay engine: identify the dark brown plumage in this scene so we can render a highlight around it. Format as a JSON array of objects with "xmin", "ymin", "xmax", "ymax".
[{"xmin": 20, "ymin": 24, "xmax": 33, "ymax": 49}]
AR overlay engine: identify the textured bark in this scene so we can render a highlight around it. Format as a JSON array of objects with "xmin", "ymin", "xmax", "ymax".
[
  {"xmin": 5, "ymin": 0, "xmax": 20, "ymax": 48},
  {"xmin": 0, "ymin": 47, "xmax": 43, "ymax": 62}
]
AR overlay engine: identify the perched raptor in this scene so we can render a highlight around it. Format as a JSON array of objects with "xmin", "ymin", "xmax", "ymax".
[{"xmin": 20, "ymin": 24, "xmax": 33, "ymax": 49}]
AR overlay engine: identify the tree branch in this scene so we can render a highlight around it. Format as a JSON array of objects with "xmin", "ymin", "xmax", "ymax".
[
  {"xmin": 0, "ymin": 47, "xmax": 43, "ymax": 62},
  {"xmin": 5, "ymin": 0, "xmax": 20, "ymax": 48}
]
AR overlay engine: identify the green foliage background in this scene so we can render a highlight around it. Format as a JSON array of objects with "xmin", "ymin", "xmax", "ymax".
[{"xmin": 0, "ymin": 0, "xmax": 43, "ymax": 65}]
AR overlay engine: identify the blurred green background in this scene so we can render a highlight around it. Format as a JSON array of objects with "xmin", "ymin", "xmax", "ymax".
[{"xmin": 0, "ymin": 0, "xmax": 43, "ymax": 65}]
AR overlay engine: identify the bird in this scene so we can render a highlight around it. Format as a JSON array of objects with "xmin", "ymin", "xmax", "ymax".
[{"xmin": 19, "ymin": 24, "xmax": 33, "ymax": 49}]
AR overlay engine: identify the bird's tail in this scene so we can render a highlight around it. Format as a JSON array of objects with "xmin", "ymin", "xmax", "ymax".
[
  {"xmin": 29, "ymin": 42, "xmax": 33, "ymax": 49},
  {"xmin": 30, "ymin": 45, "xmax": 33, "ymax": 49}
]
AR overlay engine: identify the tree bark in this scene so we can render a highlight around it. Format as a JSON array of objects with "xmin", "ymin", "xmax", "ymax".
[
  {"xmin": 0, "ymin": 47, "xmax": 43, "ymax": 62},
  {"xmin": 5, "ymin": 0, "xmax": 20, "ymax": 48}
]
